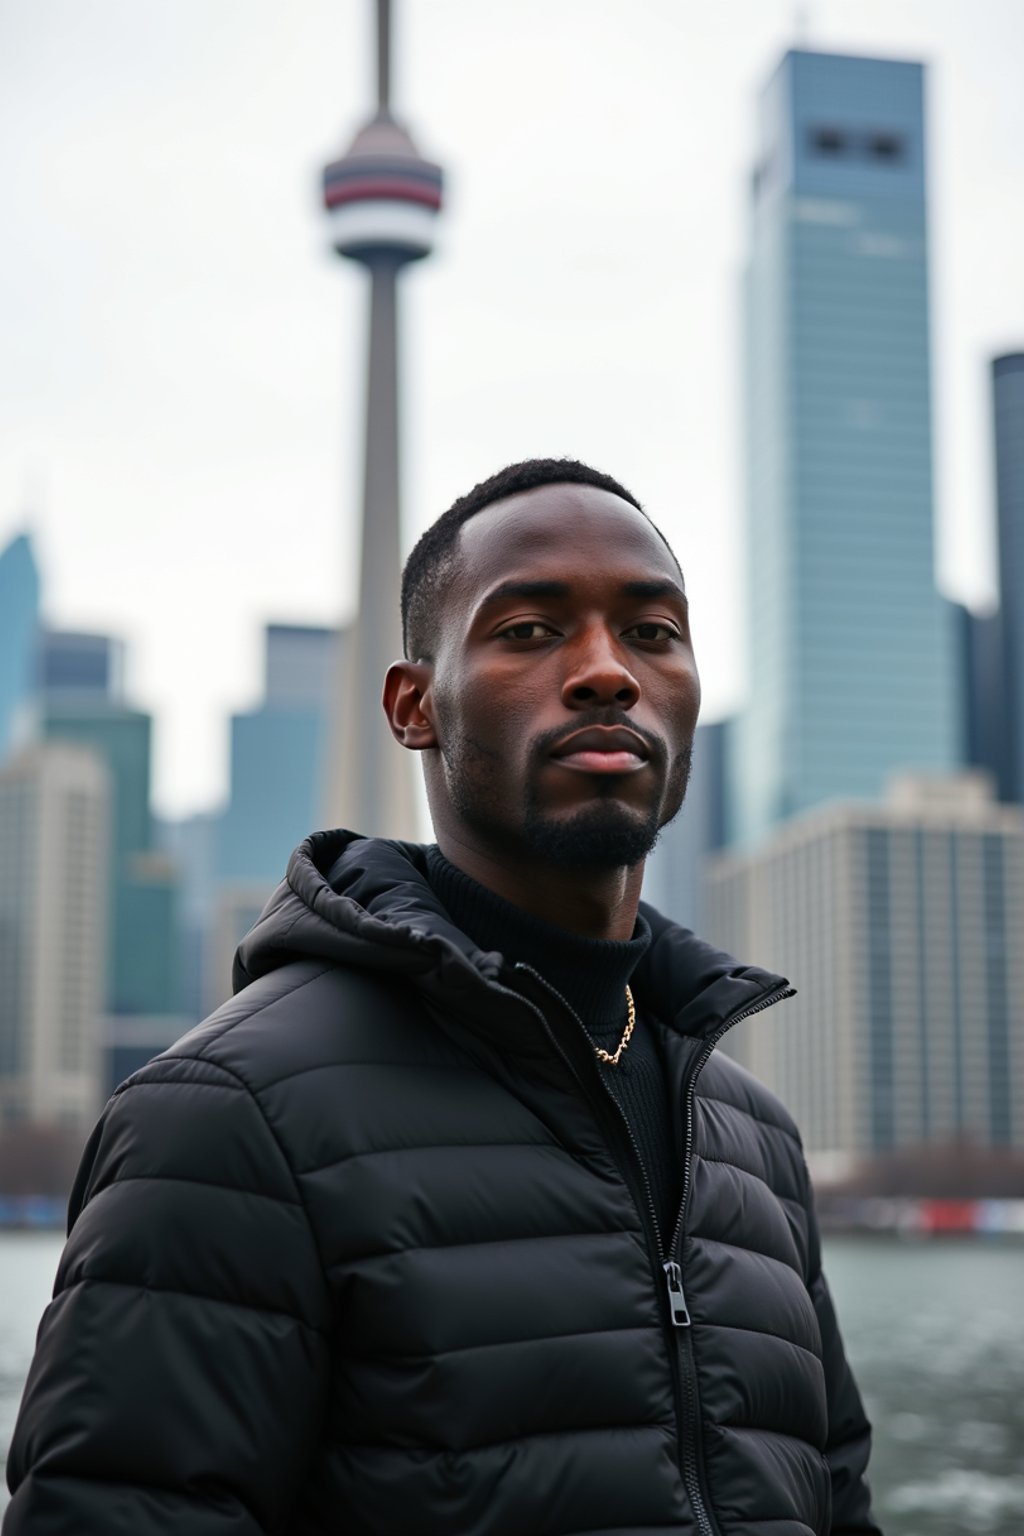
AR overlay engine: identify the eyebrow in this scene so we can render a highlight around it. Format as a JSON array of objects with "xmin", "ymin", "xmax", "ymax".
[
  {"xmin": 476, "ymin": 577, "xmax": 688, "ymax": 613},
  {"xmin": 620, "ymin": 580, "xmax": 688, "ymax": 604}
]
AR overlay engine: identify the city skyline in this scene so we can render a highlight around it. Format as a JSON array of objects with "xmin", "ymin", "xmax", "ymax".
[{"xmin": 2, "ymin": 1, "xmax": 1023, "ymax": 818}]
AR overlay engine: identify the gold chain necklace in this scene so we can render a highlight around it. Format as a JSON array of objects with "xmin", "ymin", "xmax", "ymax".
[{"xmin": 593, "ymin": 984, "xmax": 636, "ymax": 1067}]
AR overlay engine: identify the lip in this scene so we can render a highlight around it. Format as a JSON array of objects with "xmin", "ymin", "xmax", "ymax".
[{"xmin": 549, "ymin": 726, "xmax": 650, "ymax": 774}]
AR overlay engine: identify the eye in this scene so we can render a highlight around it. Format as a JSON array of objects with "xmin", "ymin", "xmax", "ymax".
[
  {"xmin": 496, "ymin": 620, "xmax": 557, "ymax": 641},
  {"xmin": 624, "ymin": 621, "xmax": 679, "ymax": 642}
]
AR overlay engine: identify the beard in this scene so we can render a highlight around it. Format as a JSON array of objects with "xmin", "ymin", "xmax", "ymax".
[
  {"xmin": 521, "ymin": 799, "xmax": 661, "ymax": 870},
  {"xmin": 440, "ymin": 715, "xmax": 693, "ymax": 873},
  {"xmin": 521, "ymin": 741, "xmax": 692, "ymax": 870}
]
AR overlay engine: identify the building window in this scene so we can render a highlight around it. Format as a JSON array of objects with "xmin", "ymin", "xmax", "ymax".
[
  {"xmin": 868, "ymin": 132, "xmax": 906, "ymax": 162},
  {"xmin": 810, "ymin": 126, "xmax": 847, "ymax": 156},
  {"xmin": 807, "ymin": 126, "xmax": 907, "ymax": 165}
]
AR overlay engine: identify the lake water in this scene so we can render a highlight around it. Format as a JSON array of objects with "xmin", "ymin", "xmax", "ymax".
[{"xmin": 1, "ymin": 1231, "xmax": 1022, "ymax": 1532}]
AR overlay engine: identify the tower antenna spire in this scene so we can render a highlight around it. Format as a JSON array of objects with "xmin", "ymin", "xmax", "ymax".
[{"xmin": 376, "ymin": 0, "xmax": 391, "ymax": 115}]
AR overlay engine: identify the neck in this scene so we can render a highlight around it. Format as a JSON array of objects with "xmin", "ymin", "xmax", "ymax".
[{"xmin": 433, "ymin": 827, "xmax": 645, "ymax": 941}]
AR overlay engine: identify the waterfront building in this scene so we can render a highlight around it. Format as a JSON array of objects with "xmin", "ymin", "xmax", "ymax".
[
  {"xmin": 0, "ymin": 534, "xmax": 41, "ymax": 764},
  {"xmin": 0, "ymin": 744, "xmax": 108, "ymax": 1131},
  {"xmin": 706, "ymin": 775, "xmax": 1024, "ymax": 1167},
  {"xmin": 729, "ymin": 50, "xmax": 957, "ymax": 847},
  {"xmin": 218, "ymin": 624, "xmax": 339, "ymax": 885},
  {"xmin": 643, "ymin": 722, "xmax": 726, "ymax": 933},
  {"xmin": 320, "ymin": 0, "xmax": 443, "ymax": 838}
]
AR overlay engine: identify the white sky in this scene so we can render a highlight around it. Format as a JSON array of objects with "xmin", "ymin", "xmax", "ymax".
[{"xmin": 2, "ymin": 0, "xmax": 1023, "ymax": 818}]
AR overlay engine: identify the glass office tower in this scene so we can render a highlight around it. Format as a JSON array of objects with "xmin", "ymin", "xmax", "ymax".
[
  {"xmin": 38, "ymin": 629, "xmax": 126, "ymax": 702},
  {"xmin": 41, "ymin": 698, "xmax": 181, "ymax": 1018},
  {"xmin": 993, "ymin": 354, "xmax": 1024, "ymax": 801},
  {"xmin": 0, "ymin": 534, "xmax": 40, "ymax": 763},
  {"xmin": 730, "ymin": 51, "xmax": 957, "ymax": 846},
  {"xmin": 218, "ymin": 624, "xmax": 338, "ymax": 884}
]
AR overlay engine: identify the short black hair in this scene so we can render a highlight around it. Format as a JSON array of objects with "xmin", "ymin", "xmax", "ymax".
[{"xmin": 401, "ymin": 457, "xmax": 677, "ymax": 660}]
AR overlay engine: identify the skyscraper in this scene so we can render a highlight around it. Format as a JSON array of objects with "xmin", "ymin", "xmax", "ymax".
[
  {"xmin": 642, "ymin": 722, "xmax": 726, "ymax": 933},
  {"xmin": 730, "ymin": 50, "xmax": 958, "ymax": 847},
  {"xmin": 0, "ymin": 533, "xmax": 41, "ymax": 764},
  {"xmin": 38, "ymin": 629, "xmax": 126, "ymax": 703},
  {"xmin": 321, "ymin": 0, "xmax": 443, "ymax": 838},
  {"xmin": 219, "ymin": 623, "xmax": 338, "ymax": 884},
  {"xmin": 40, "ymin": 695, "xmax": 181, "ymax": 1019},
  {"xmin": 993, "ymin": 353, "xmax": 1024, "ymax": 800},
  {"xmin": 0, "ymin": 743, "xmax": 109, "ymax": 1132}
]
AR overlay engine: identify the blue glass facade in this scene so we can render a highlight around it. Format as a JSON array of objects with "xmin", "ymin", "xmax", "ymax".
[
  {"xmin": 41, "ymin": 702, "xmax": 152, "ymax": 866},
  {"xmin": 642, "ymin": 722, "xmax": 726, "ymax": 932},
  {"xmin": 38, "ymin": 630, "xmax": 125, "ymax": 701},
  {"xmin": 218, "ymin": 708, "xmax": 328, "ymax": 882},
  {"xmin": 730, "ymin": 51, "xmax": 958, "ymax": 846},
  {"xmin": 41, "ymin": 700, "xmax": 181, "ymax": 1017},
  {"xmin": 957, "ymin": 603, "xmax": 1008, "ymax": 797},
  {"xmin": 217, "ymin": 624, "xmax": 336, "ymax": 884},
  {"xmin": 993, "ymin": 355, "xmax": 1024, "ymax": 801},
  {"xmin": 0, "ymin": 535, "xmax": 41, "ymax": 763}
]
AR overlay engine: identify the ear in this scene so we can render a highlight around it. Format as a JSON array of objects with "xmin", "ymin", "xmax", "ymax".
[{"xmin": 383, "ymin": 660, "xmax": 437, "ymax": 750}]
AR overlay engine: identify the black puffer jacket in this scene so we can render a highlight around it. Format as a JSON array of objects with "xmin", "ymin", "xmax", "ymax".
[{"xmin": 6, "ymin": 832, "xmax": 879, "ymax": 1536}]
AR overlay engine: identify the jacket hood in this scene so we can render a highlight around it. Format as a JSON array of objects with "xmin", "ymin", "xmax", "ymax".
[{"xmin": 234, "ymin": 829, "xmax": 791, "ymax": 1042}]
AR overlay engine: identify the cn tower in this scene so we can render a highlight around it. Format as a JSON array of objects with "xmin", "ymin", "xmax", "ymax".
[{"xmin": 321, "ymin": 0, "xmax": 443, "ymax": 837}]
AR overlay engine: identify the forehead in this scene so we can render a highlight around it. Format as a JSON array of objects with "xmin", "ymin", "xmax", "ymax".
[{"xmin": 452, "ymin": 483, "xmax": 680, "ymax": 600}]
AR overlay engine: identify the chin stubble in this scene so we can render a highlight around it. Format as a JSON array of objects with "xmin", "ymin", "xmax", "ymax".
[
  {"xmin": 440, "ymin": 722, "xmax": 693, "ymax": 873},
  {"xmin": 522, "ymin": 741, "xmax": 693, "ymax": 872}
]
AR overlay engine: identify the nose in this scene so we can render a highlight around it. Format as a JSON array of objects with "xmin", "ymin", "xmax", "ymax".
[{"xmin": 561, "ymin": 626, "xmax": 641, "ymax": 711}]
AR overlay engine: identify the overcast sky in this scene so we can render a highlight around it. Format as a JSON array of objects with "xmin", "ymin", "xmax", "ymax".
[{"xmin": 2, "ymin": 0, "xmax": 1023, "ymax": 817}]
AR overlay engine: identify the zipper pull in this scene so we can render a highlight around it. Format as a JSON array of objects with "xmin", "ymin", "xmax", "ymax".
[{"xmin": 663, "ymin": 1260, "xmax": 691, "ymax": 1327}]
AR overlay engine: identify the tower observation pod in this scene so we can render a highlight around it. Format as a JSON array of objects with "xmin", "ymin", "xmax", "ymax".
[
  {"xmin": 323, "ymin": 117, "xmax": 443, "ymax": 264},
  {"xmin": 320, "ymin": 0, "xmax": 444, "ymax": 839}
]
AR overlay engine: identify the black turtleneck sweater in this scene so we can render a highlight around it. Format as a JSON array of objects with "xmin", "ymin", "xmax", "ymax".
[{"xmin": 424, "ymin": 847, "xmax": 679, "ymax": 1241}]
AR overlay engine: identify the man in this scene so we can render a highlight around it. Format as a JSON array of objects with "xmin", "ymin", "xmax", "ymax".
[{"xmin": 6, "ymin": 459, "xmax": 879, "ymax": 1535}]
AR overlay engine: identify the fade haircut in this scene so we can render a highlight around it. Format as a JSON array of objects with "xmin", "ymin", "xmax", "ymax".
[{"xmin": 401, "ymin": 457, "xmax": 678, "ymax": 660}]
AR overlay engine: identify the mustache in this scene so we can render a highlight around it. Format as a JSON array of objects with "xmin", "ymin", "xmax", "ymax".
[{"xmin": 529, "ymin": 711, "xmax": 668, "ymax": 766}]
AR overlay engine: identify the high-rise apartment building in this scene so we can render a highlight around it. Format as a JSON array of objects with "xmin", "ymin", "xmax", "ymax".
[
  {"xmin": 707, "ymin": 775, "xmax": 1024, "ymax": 1165},
  {"xmin": 0, "ymin": 534, "xmax": 40, "ymax": 763},
  {"xmin": 730, "ymin": 50, "xmax": 957, "ymax": 847},
  {"xmin": 0, "ymin": 744, "xmax": 109, "ymax": 1131}
]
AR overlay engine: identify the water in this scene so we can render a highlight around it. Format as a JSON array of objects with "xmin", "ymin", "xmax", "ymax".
[
  {"xmin": 1, "ymin": 1232, "xmax": 1022, "ymax": 1531},
  {"xmin": 824, "ymin": 1237, "xmax": 1024, "ymax": 1536}
]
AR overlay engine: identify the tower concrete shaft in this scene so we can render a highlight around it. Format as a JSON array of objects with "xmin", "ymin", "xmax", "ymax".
[
  {"xmin": 327, "ymin": 256, "xmax": 417, "ymax": 837},
  {"xmin": 320, "ymin": 0, "xmax": 442, "ymax": 837}
]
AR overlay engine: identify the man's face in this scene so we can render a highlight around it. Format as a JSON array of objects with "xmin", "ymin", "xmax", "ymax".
[{"xmin": 424, "ymin": 483, "xmax": 701, "ymax": 871}]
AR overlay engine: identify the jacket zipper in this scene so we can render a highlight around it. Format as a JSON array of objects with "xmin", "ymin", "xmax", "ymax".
[
  {"xmin": 506, "ymin": 964, "xmax": 794, "ymax": 1536},
  {"xmin": 660, "ymin": 985, "xmax": 795, "ymax": 1536}
]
